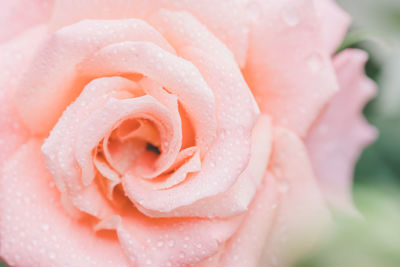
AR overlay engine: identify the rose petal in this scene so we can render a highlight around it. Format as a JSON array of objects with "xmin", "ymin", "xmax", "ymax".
[
  {"xmin": 0, "ymin": 0, "xmax": 53, "ymax": 42},
  {"xmin": 137, "ymin": 115, "xmax": 272, "ymax": 218},
  {"xmin": 258, "ymin": 128, "xmax": 331, "ymax": 267},
  {"xmin": 94, "ymin": 210, "xmax": 243, "ymax": 267},
  {"xmin": 80, "ymin": 41, "xmax": 217, "ymax": 156},
  {"xmin": 244, "ymin": 0, "xmax": 339, "ymax": 136},
  {"xmin": 139, "ymin": 147, "xmax": 201, "ymax": 190},
  {"xmin": 49, "ymin": 0, "xmax": 251, "ymax": 66},
  {"xmin": 0, "ymin": 26, "xmax": 46, "ymax": 165},
  {"xmin": 85, "ymin": 37, "xmax": 255, "ymax": 215},
  {"xmin": 16, "ymin": 19, "xmax": 175, "ymax": 134},
  {"xmin": 306, "ymin": 49, "xmax": 377, "ymax": 211},
  {"xmin": 42, "ymin": 77, "xmax": 137, "ymax": 194},
  {"xmin": 42, "ymin": 76, "xmax": 181, "ymax": 218},
  {"xmin": 77, "ymin": 95, "xmax": 180, "ymax": 185},
  {"xmin": 0, "ymin": 140, "xmax": 131, "ymax": 267},
  {"xmin": 107, "ymin": 11, "xmax": 258, "ymax": 217},
  {"xmin": 217, "ymin": 175, "xmax": 279, "ymax": 267},
  {"xmin": 314, "ymin": 0, "xmax": 351, "ymax": 53}
]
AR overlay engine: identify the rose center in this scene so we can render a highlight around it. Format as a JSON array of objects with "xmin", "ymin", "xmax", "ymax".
[{"xmin": 101, "ymin": 118, "xmax": 161, "ymax": 176}]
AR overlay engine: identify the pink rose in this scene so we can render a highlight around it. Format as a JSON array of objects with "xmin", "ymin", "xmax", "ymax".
[{"xmin": 0, "ymin": 0, "xmax": 376, "ymax": 266}]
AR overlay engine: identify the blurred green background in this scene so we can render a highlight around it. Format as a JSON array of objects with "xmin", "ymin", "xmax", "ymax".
[{"xmin": 1, "ymin": 1, "xmax": 399, "ymax": 267}]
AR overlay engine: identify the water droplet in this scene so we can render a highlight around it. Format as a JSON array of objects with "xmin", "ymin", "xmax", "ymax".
[
  {"xmin": 247, "ymin": 2, "xmax": 261, "ymax": 22},
  {"xmin": 49, "ymin": 252, "xmax": 56, "ymax": 259},
  {"xmin": 167, "ymin": 240, "xmax": 175, "ymax": 247},
  {"xmin": 307, "ymin": 53, "xmax": 323, "ymax": 72},
  {"xmin": 282, "ymin": 6, "xmax": 299, "ymax": 26},
  {"xmin": 277, "ymin": 179, "xmax": 289, "ymax": 193},
  {"xmin": 157, "ymin": 241, "xmax": 164, "ymax": 247},
  {"xmin": 146, "ymin": 259, "xmax": 152, "ymax": 265},
  {"xmin": 41, "ymin": 224, "xmax": 49, "ymax": 232}
]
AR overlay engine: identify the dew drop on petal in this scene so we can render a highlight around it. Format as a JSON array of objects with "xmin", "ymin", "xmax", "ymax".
[
  {"xmin": 307, "ymin": 53, "xmax": 324, "ymax": 73},
  {"xmin": 281, "ymin": 6, "xmax": 299, "ymax": 26},
  {"xmin": 247, "ymin": 2, "xmax": 261, "ymax": 22},
  {"xmin": 41, "ymin": 224, "xmax": 49, "ymax": 232},
  {"xmin": 277, "ymin": 179, "xmax": 289, "ymax": 193},
  {"xmin": 49, "ymin": 252, "xmax": 56, "ymax": 259}
]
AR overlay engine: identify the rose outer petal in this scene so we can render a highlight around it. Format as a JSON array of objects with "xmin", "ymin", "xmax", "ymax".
[
  {"xmin": 94, "ymin": 210, "xmax": 243, "ymax": 267},
  {"xmin": 306, "ymin": 49, "xmax": 377, "ymax": 211},
  {"xmin": 16, "ymin": 19, "xmax": 175, "ymax": 135},
  {"xmin": 1, "ymin": 139, "xmax": 245, "ymax": 267},
  {"xmin": 244, "ymin": 0, "xmax": 339, "ymax": 137},
  {"xmin": 0, "ymin": 26, "xmax": 47, "ymax": 165},
  {"xmin": 258, "ymin": 128, "xmax": 331, "ymax": 267},
  {"xmin": 314, "ymin": 0, "xmax": 351, "ymax": 54},
  {"xmin": 0, "ymin": 0, "xmax": 53, "ymax": 42},
  {"xmin": 0, "ymin": 140, "xmax": 131, "ymax": 267},
  {"xmin": 194, "ymin": 127, "xmax": 331, "ymax": 267},
  {"xmin": 215, "ymin": 174, "xmax": 279, "ymax": 267},
  {"xmin": 48, "ymin": 0, "xmax": 251, "ymax": 66}
]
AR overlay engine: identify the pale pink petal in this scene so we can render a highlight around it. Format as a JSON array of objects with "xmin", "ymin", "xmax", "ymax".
[
  {"xmin": 94, "ymin": 210, "xmax": 243, "ymax": 267},
  {"xmin": 138, "ymin": 78, "xmax": 182, "ymax": 151},
  {"xmin": 259, "ymin": 128, "xmax": 331, "ymax": 267},
  {"xmin": 148, "ymin": 9, "xmax": 234, "ymax": 68},
  {"xmin": 314, "ymin": 0, "xmax": 351, "ymax": 53},
  {"xmin": 140, "ymin": 147, "xmax": 201, "ymax": 190},
  {"xmin": 42, "ymin": 76, "xmax": 180, "ymax": 218},
  {"xmin": 80, "ymin": 29, "xmax": 257, "ymax": 215},
  {"xmin": 306, "ymin": 49, "xmax": 377, "ymax": 211},
  {"xmin": 101, "ymin": 136, "xmax": 148, "ymax": 175},
  {"xmin": 49, "ymin": 0, "xmax": 251, "ymax": 66},
  {"xmin": 133, "ymin": 115, "xmax": 271, "ymax": 218},
  {"xmin": 217, "ymin": 175, "xmax": 279, "ymax": 267},
  {"xmin": 77, "ymin": 96, "xmax": 181, "ymax": 184},
  {"xmin": 94, "ymin": 154, "xmax": 120, "ymax": 183},
  {"xmin": 0, "ymin": 0, "xmax": 53, "ymax": 42},
  {"xmin": 16, "ymin": 19, "xmax": 175, "ymax": 134},
  {"xmin": 244, "ymin": 0, "xmax": 339, "ymax": 136},
  {"xmin": 0, "ymin": 140, "xmax": 131, "ymax": 267},
  {"xmin": 80, "ymin": 41, "xmax": 217, "ymax": 157},
  {"xmin": 113, "ymin": 11, "xmax": 257, "ymax": 217},
  {"xmin": 93, "ymin": 155, "xmax": 120, "ymax": 200},
  {"xmin": 0, "ymin": 26, "xmax": 47, "ymax": 165},
  {"xmin": 42, "ymin": 77, "xmax": 137, "ymax": 194},
  {"xmin": 148, "ymin": 9, "xmax": 258, "ymax": 127}
]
